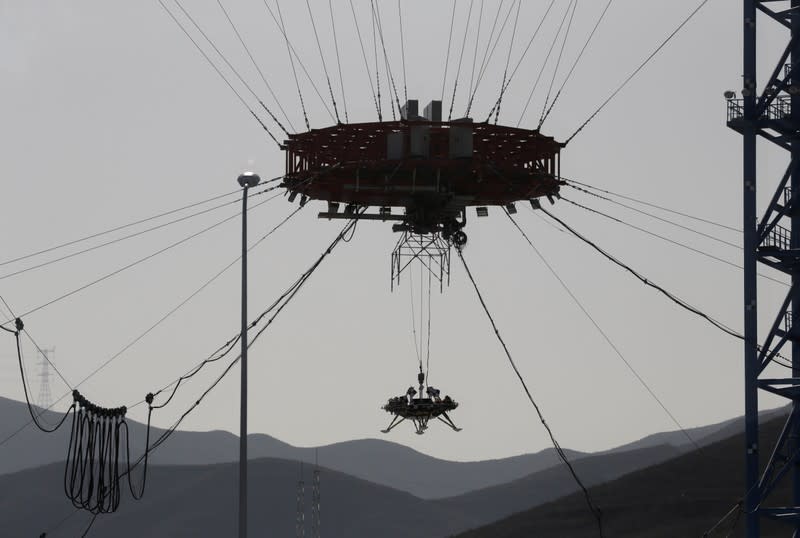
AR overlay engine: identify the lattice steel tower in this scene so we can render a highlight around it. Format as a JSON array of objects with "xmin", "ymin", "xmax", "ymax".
[
  {"xmin": 37, "ymin": 348, "xmax": 54, "ymax": 410},
  {"xmin": 728, "ymin": 1, "xmax": 800, "ymax": 534}
]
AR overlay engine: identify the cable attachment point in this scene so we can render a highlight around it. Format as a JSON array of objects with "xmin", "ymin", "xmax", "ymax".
[
  {"xmin": 14, "ymin": 318, "xmax": 23, "ymax": 332},
  {"xmin": 145, "ymin": 392, "xmax": 155, "ymax": 406}
]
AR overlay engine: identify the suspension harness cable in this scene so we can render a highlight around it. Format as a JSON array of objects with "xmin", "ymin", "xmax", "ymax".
[
  {"xmin": 456, "ymin": 246, "xmax": 604, "ymax": 537},
  {"xmin": 539, "ymin": 0, "xmax": 614, "ymax": 128},
  {"xmin": 505, "ymin": 210, "xmax": 700, "ymax": 451},
  {"xmin": 565, "ymin": 0, "xmax": 711, "ymax": 144},
  {"xmin": 486, "ymin": 0, "xmax": 557, "ymax": 122},
  {"xmin": 155, "ymin": 0, "xmax": 281, "ymax": 147}
]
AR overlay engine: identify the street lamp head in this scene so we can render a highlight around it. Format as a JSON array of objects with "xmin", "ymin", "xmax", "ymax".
[{"xmin": 237, "ymin": 171, "xmax": 261, "ymax": 188}]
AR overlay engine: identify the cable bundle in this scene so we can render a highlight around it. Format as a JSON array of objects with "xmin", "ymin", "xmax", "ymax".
[{"xmin": 64, "ymin": 390, "xmax": 127, "ymax": 514}]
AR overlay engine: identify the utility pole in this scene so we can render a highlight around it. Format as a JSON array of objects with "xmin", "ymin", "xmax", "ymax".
[
  {"xmin": 237, "ymin": 171, "xmax": 260, "ymax": 538},
  {"xmin": 728, "ymin": 1, "xmax": 800, "ymax": 534}
]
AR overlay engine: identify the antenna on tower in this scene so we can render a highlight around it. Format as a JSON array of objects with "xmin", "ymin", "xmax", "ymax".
[
  {"xmin": 295, "ymin": 462, "xmax": 305, "ymax": 538},
  {"xmin": 311, "ymin": 449, "xmax": 321, "ymax": 538},
  {"xmin": 37, "ymin": 347, "xmax": 54, "ymax": 410}
]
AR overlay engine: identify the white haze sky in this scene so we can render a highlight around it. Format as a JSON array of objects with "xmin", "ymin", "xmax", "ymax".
[{"xmin": 0, "ymin": 0, "xmax": 792, "ymax": 462}]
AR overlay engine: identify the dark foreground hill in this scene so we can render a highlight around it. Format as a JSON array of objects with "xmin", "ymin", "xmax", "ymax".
[{"xmin": 455, "ymin": 413, "xmax": 794, "ymax": 538}]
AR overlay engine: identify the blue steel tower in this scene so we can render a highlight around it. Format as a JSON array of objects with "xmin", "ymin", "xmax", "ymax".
[{"xmin": 728, "ymin": 1, "xmax": 800, "ymax": 534}]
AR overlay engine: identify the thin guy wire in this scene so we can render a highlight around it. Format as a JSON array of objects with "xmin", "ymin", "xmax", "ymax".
[
  {"xmin": 349, "ymin": 0, "xmax": 380, "ymax": 119},
  {"xmin": 398, "ymin": 0, "xmax": 408, "ymax": 105},
  {"xmin": 467, "ymin": 0, "xmax": 516, "ymax": 118},
  {"xmin": 372, "ymin": 0, "xmax": 402, "ymax": 119},
  {"xmin": 329, "ymin": 0, "xmax": 348, "ymax": 122},
  {"xmin": 275, "ymin": 0, "xmax": 310, "ymax": 131},
  {"xmin": 305, "ymin": 0, "xmax": 340, "ymax": 123},
  {"xmin": 466, "ymin": 0, "xmax": 485, "ymax": 114},
  {"xmin": 457, "ymin": 247, "xmax": 604, "ymax": 537},
  {"xmin": 214, "ymin": 0, "xmax": 294, "ymax": 134},
  {"xmin": 495, "ymin": 0, "xmax": 521, "ymax": 124},
  {"xmin": 538, "ymin": 0, "xmax": 579, "ymax": 129},
  {"xmin": 441, "ymin": 0, "xmax": 457, "ymax": 103},
  {"xmin": 566, "ymin": 0, "xmax": 711, "ymax": 144},
  {"xmin": 517, "ymin": 0, "xmax": 574, "ymax": 127},
  {"xmin": 540, "ymin": 0, "xmax": 614, "ymax": 128},
  {"xmin": 505, "ymin": 209, "xmax": 700, "ymax": 451},
  {"xmin": 448, "ymin": 0, "xmax": 475, "ymax": 121}
]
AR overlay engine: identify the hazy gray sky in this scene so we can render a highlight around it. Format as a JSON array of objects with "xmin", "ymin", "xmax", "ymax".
[{"xmin": 0, "ymin": 0, "xmax": 789, "ymax": 462}]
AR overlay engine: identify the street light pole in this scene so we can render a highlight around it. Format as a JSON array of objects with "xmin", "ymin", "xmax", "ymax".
[{"xmin": 237, "ymin": 171, "xmax": 260, "ymax": 538}]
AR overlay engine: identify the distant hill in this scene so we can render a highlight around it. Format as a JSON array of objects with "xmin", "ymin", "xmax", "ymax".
[{"xmin": 454, "ymin": 413, "xmax": 795, "ymax": 538}]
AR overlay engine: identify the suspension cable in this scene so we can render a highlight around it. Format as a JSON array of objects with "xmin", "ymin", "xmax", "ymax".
[
  {"xmin": 409, "ymin": 269, "xmax": 422, "ymax": 368},
  {"xmin": 214, "ymin": 0, "xmax": 294, "ymax": 134},
  {"xmin": 565, "ymin": 177, "xmax": 741, "ymax": 233},
  {"xmin": 370, "ymin": 0, "xmax": 383, "ymax": 120},
  {"xmin": 540, "ymin": 0, "xmax": 614, "ymax": 128},
  {"xmin": 560, "ymin": 196, "xmax": 786, "ymax": 287},
  {"xmin": 494, "ymin": 0, "xmax": 522, "ymax": 124},
  {"xmin": 441, "ymin": 0, "xmax": 457, "ymax": 103},
  {"xmin": 566, "ymin": 0, "xmax": 711, "ymax": 144},
  {"xmin": 487, "ymin": 0, "xmax": 556, "ymax": 122},
  {"xmin": 566, "ymin": 184, "xmax": 741, "ymax": 250},
  {"xmin": 372, "ymin": 0, "xmax": 403, "ymax": 119},
  {"xmin": 305, "ymin": 0, "xmax": 340, "ymax": 123},
  {"xmin": 456, "ymin": 247, "xmax": 604, "ymax": 537},
  {"xmin": 155, "ymin": 0, "xmax": 281, "ymax": 147},
  {"xmin": 349, "ymin": 0, "xmax": 380, "ymax": 120},
  {"xmin": 466, "ymin": 0, "xmax": 485, "ymax": 115},
  {"xmin": 398, "ymin": 0, "xmax": 408, "ymax": 106},
  {"xmin": 275, "ymin": 0, "xmax": 310, "ymax": 131},
  {"xmin": 329, "ymin": 0, "xmax": 348, "ymax": 122},
  {"xmin": 448, "ymin": 0, "xmax": 475, "ymax": 121},
  {"xmin": 537, "ymin": 0, "xmax": 579, "ymax": 129},
  {"xmin": 517, "ymin": 0, "xmax": 574, "ymax": 128},
  {"xmin": 504, "ymin": 209, "xmax": 700, "ymax": 452}
]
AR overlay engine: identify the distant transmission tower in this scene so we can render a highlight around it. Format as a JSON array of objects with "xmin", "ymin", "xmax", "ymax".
[
  {"xmin": 37, "ymin": 348, "xmax": 54, "ymax": 410},
  {"xmin": 311, "ymin": 452, "xmax": 321, "ymax": 538},
  {"xmin": 295, "ymin": 463, "xmax": 305, "ymax": 538}
]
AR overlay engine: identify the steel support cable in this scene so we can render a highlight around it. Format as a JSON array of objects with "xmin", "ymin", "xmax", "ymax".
[
  {"xmin": 565, "ymin": 177, "xmax": 741, "ymax": 233},
  {"xmin": 487, "ymin": 0, "xmax": 557, "ymax": 122},
  {"xmin": 448, "ymin": 0, "xmax": 476, "ymax": 121},
  {"xmin": 369, "ymin": 0, "xmax": 386, "ymax": 120},
  {"xmin": 466, "ymin": 0, "xmax": 485, "ymax": 115},
  {"xmin": 539, "ymin": 0, "xmax": 614, "ymax": 128},
  {"xmin": 0, "ymin": 186, "xmax": 251, "ymax": 269},
  {"xmin": 456, "ymin": 247, "xmax": 604, "ymax": 537},
  {"xmin": 565, "ymin": 183, "xmax": 742, "ymax": 250},
  {"xmin": 0, "ymin": 189, "xmax": 268, "ymax": 282},
  {"xmin": 163, "ymin": 0, "xmax": 282, "ymax": 147},
  {"xmin": 371, "ymin": 0, "xmax": 403, "ymax": 119},
  {"xmin": 0, "ymin": 188, "xmax": 281, "ymax": 327},
  {"xmin": 349, "ymin": 0, "xmax": 380, "ymax": 120},
  {"xmin": 494, "ymin": 0, "xmax": 522, "ymax": 124},
  {"xmin": 409, "ymin": 271, "xmax": 422, "ymax": 367},
  {"xmin": 560, "ymin": 196, "xmax": 787, "ymax": 287},
  {"xmin": 328, "ymin": 0, "xmax": 348, "ymax": 123},
  {"xmin": 517, "ymin": 0, "xmax": 574, "ymax": 128},
  {"xmin": 215, "ymin": 0, "xmax": 295, "ymax": 134},
  {"xmin": 440, "ymin": 0, "xmax": 457, "ymax": 103},
  {"xmin": 504, "ymin": 210, "xmax": 701, "ymax": 452},
  {"xmin": 262, "ymin": 0, "xmax": 337, "ymax": 125},
  {"xmin": 0, "ymin": 205, "xmax": 303, "ymax": 450},
  {"xmin": 419, "ymin": 261, "xmax": 424, "ymax": 363},
  {"xmin": 39, "ymin": 215, "xmax": 353, "ymax": 538},
  {"xmin": 466, "ymin": 0, "xmax": 517, "ymax": 118},
  {"xmin": 537, "ymin": 0, "xmax": 579, "ymax": 129},
  {"xmin": 275, "ymin": 0, "xmax": 310, "ymax": 131},
  {"xmin": 398, "ymin": 0, "xmax": 408, "ymax": 105},
  {"xmin": 565, "ymin": 0, "xmax": 711, "ymax": 144},
  {"xmin": 539, "ymin": 206, "xmax": 795, "ymax": 371},
  {"xmin": 304, "ymin": 0, "xmax": 340, "ymax": 123},
  {"xmin": 425, "ymin": 267, "xmax": 432, "ymax": 382}
]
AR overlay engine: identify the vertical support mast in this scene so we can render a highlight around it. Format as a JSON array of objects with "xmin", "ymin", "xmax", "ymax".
[{"xmin": 732, "ymin": 2, "xmax": 800, "ymax": 535}]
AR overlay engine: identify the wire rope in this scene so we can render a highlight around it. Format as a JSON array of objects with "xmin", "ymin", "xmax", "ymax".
[
  {"xmin": 466, "ymin": 0, "xmax": 485, "ymax": 115},
  {"xmin": 486, "ymin": 0, "xmax": 557, "ymax": 122},
  {"xmin": 457, "ymin": 247, "xmax": 604, "ymax": 537},
  {"xmin": 349, "ymin": 0, "xmax": 380, "ymax": 120},
  {"xmin": 494, "ymin": 0, "xmax": 522, "ymax": 124},
  {"xmin": 565, "ymin": 177, "xmax": 741, "ymax": 233},
  {"xmin": 214, "ymin": 0, "xmax": 294, "ymax": 134},
  {"xmin": 398, "ymin": 0, "xmax": 408, "ymax": 106},
  {"xmin": 155, "ymin": 0, "xmax": 281, "ymax": 146},
  {"xmin": 566, "ymin": 0, "xmax": 711, "ymax": 144},
  {"xmin": 370, "ymin": 0, "xmax": 383, "ymax": 120},
  {"xmin": 504, "ymin": 209, "xmax": 700, "ymax": 452},
  {"xmin": 305, "ymin": 0, "xmax": 340, "ymax": 123},
  {"xmin": 517, "ymin": 0, "xmax": 574, "ymax": 128},
  {"xmin": 539, "ymin": 0, "xmax": 614, "ymax": 128},
  {"xmin": 559, "ymin": 196, "xmax": 787, "ymax": 287},
  {"xmin": 329, "ymin": 0, "xmax": 348, "ymax": 123},
  {"xmin": 537, "ymin": 0, "xmax": 579, "ymax": 129},
  {"xmin": 371, "ymin": 0, "xmax": 403, "ymax": 119},
  {"xmin": 440, "ymin": 0, "xmax": 457, "ymax": 103},
  {"xmin": 275, "ymin": 0, "xmax": 310, "ymax": 131},
  {"xmin": 448, "ymin": 0, "xmax": 475, "ymax": 121}
]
